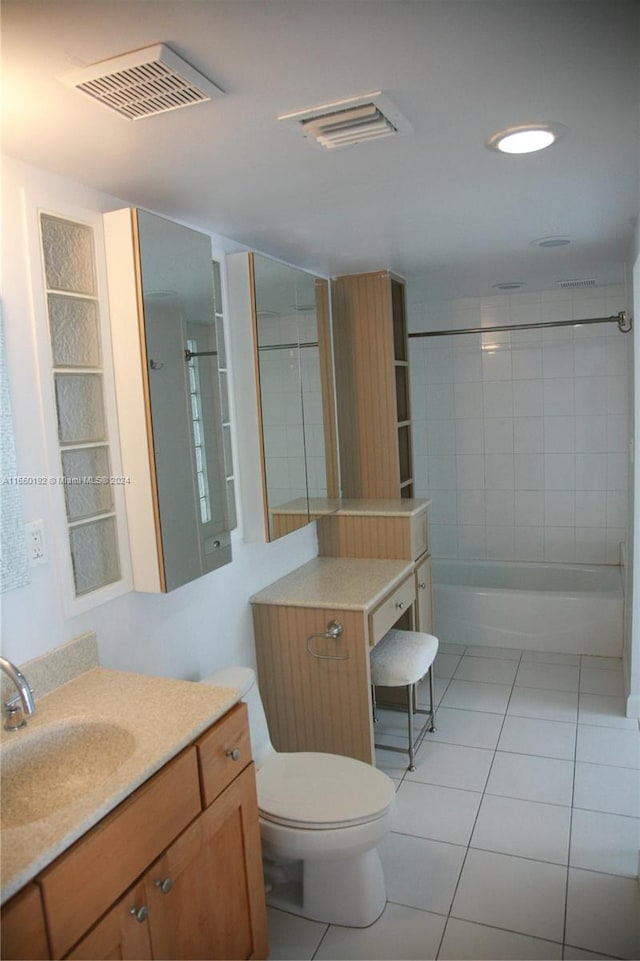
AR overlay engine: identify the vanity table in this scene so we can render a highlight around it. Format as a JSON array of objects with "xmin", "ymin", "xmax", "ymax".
[{"xmin": 251, "ymin": 499, "xmax": 431, "ymax": 764}]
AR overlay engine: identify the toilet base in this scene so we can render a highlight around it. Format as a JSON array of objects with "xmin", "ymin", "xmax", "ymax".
[{"xmin": 264, "ymin": 848, "xmax": 387, "ymax": 928}]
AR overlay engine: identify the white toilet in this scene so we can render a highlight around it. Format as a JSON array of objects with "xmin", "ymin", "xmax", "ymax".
[{"xmin": 202, "ymin": 667, "xmax": 395, "ymax": 927}]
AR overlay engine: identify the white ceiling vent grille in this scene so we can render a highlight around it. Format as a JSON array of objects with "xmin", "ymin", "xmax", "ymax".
[
  {"xmin": 278, "ymin": 92, "xmax": 412, "ymax": 150},
  {"xmin": 61, "ymin": 44, "xmax": 223, "ymax": 120},
  {"xmin": 557, "ymin": 278, "xmax": 597, "ymax": 289}
]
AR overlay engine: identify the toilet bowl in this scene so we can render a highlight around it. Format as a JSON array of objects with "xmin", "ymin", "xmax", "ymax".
[{"xmin": 202, "ymin": 667, "xmax": 395, "ymax": 927}]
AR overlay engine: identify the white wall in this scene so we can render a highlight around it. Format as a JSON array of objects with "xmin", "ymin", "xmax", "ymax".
[
  {"xmin": 0, "ymin": 156, "xmax": 319, "ymax": 679},
  {"xmin": 408, "ymin": 286, "xmax": 630, "ymax": 565}
]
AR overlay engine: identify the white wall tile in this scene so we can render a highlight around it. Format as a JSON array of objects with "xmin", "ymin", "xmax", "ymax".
[
  {"xmin": 483, "ymin": 381, "xmax": 513, "ymax": 418},
  {"xmin": 543, "ymin": 378, "xmax": 575, "ymax": 415},
  {"xmin": 410, "ymin": 285, "xmax": 629, "ymax": 564},
  {"xmin": 455, "ymin": 418, "xmax": 484, "ymax": 454},
  {"xmin": 514, "ymin": 417, "xmax": 544, "ymax": 453},
  {"xmin": 512, "ymin": 345, "xmax": 542, "ymax": 379},
  {"xmin": 513, "ymin": 380, "xmax": 543, "ymax": 417},
  {"xmin": 484, "ymin": 418, "xmax": 514, "ymax": 453}
]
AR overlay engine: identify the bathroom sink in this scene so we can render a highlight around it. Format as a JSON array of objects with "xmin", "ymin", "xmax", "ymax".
[{"xmin": 1, "ymin": 721, "xmax": 136, "ymax": 829}]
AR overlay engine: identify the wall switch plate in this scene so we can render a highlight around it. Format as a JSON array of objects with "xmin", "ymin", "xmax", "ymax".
[{"xmin": 25, "ymin": 520, "xmax": 47, "ymax": 566}]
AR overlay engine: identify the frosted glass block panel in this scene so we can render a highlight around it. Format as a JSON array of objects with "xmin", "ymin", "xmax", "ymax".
[
  {"xmin": 219, "ymin": 370, "xmax": 230, "ymax": 423},
  {"xmin": 223, "ymin": 424, "xmax": 233, "ymax": 473},
  {"xmin": 226, "ymin": 478, "xmax": 237, "ymax": 530},
  {"xmin": 215, "ymin": 314, "xmax": 227, "ymax": 368},
  {"xmin": 55, "ymin": 373, "xmax": 106, "ymax": 443},
  {"xmin": 40, "ymin": 215, "xmax": 97, "ymax": 295},
  {"xmin": 48, "ymin": 294, "xmax": 101, "ymax": 367},
  {"xmin": 69, "ymin": 516, "xmax": 120, "ymax": 595},
  {"xmin": 61, "ymin": 447, "xmax": 113, "ymax": 521}
]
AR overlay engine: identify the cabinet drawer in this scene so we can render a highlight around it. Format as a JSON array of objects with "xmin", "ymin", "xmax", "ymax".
[
  {"xmin": 39, "ymin": 748, "xmax": 201, "ymax": 959},
  {"xmin": 369, "ymin": 574, "xmax": 415, "ymax": 647},
  {"xmin": 197, "ymin": 702, "xmax": 252, "ymax": 807}
]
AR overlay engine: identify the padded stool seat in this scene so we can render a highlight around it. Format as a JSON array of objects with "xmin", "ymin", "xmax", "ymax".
[{"xmin": 370, "ymin": 628, "xmax": 439, "ymax": 771}]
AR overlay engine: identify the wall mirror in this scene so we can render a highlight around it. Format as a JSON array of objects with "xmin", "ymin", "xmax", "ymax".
[
  {"xmin": 248, "ymin": 253, "xmax": 339, "ymax": 540},
  {"xmin": 105, "ymin": 208, "xmax": 232, "ymax": 592}
]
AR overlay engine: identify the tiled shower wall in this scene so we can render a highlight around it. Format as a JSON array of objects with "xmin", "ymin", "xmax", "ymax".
[{"xmin": 408, "ymin": 286, "xmax": 630, "ymax": 564}]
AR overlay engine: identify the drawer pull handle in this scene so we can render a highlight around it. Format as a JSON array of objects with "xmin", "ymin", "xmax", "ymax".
[
  {"xmin": 226, "ymin": 747, "xmax": 241, "ymax": 761},
  {"xmin": 419, "ymin": 582, "xmax": 427, "ymax": 590},
  {"xmin": 130, "ymin": 905, "xmax": 149, "ymax": 923},
  {"xmin": 155, "ymin": 877, "xmax": 173, "ymax": 895},
  {"xmin": 396, "ymin": 602, "xmax": 405, "ymax": 610}
]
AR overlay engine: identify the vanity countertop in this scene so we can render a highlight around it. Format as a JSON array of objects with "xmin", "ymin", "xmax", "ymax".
[
  {"xmin": 0, "ymin": 667, "xmax": 240, "ymax": 904},
  {"xmin": 335, "ymin": 498, "xmax": 431, "ymax": 516},
  {"xmin": 250, "ymin": 556, "xmax": 414, "ymax": 611}
]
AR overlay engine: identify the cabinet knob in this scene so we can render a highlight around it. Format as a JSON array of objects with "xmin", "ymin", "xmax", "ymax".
[
  {"xmin": 154, "ymin": 877, "xmax": 173, "ymax": 895},
  {"xmin": 419, "ymin": 582, "xmax": 427, "ymax": 590},
  {"xmin": 130, "ymin": 905, "xmax": 149, "ymax": 923},
  {"xmin": 396, "ymin": 602, "xmax": 405, "ymax": 610},
  {"xmin": 226, "ymin": 747, "xmax": 241, "ymax": 761}
]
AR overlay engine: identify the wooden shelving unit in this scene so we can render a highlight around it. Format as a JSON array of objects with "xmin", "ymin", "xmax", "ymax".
[{"xmin": 332, "ymin": 270, "xmax": 413, "ymax": 499}]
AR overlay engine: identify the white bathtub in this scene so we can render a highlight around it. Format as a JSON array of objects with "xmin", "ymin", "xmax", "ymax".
[{"xmin": 432, "ymin": 560, "xmax": 623, "ymax": 656}]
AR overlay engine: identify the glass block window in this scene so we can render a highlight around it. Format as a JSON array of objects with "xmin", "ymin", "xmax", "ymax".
[
  {"xmin": 40, "ymin": 213, "xmax": 122, "ymax": 597},
  {"xmin": 212, "ymin": 259, "xmax": 237, "ymax": 529},
  {"xmin": 186, "ymin": 338, "xmax": 212, "ymax": 525}
]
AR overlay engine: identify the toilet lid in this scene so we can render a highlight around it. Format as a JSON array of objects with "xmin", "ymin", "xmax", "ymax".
[{"xmin": 257, "ymin": 752, "xmax": 395, "ymax": 830}]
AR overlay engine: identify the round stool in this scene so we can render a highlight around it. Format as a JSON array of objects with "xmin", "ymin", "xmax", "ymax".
[{"xmin": 370, "ymin": 629, "xmax": 439, "ymax": 771}]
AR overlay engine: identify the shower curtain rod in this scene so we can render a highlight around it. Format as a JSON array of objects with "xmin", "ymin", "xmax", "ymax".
[{"xmin": 408, "ymin": 310, "xmax": 632, "ymax": 340}]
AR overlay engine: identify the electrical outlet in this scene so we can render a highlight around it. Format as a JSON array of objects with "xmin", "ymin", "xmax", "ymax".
[{"xmin": 25, "ymin": 520, "xmax": 47, "ymax": 566}]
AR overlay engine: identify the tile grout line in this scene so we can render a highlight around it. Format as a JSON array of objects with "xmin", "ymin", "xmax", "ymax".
[
  {"xmin": 433, "ymin": 647, "xmax": 525, "ymax": 960},
  {"xmin": 561, "ymin": 653, "xmax": 582, "ymax": 958}
]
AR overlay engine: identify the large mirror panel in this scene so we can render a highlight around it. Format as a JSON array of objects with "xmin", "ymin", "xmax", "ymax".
[
  {"xmin": 251, "ymin": 253, "xmax": 339, "ymax": 540},
  {"xmin": 105, "ymin": 208, "xmax": 232, "ymax": 592}
]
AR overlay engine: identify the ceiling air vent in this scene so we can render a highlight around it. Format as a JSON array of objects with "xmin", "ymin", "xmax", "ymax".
[
  {"xmin": 278, "ymin": 92, "xmax": 412, "ymax": 150},
  {"xmin": 557, "ymin": 278, "xmax": 597, "ymax": 289},
  {"xmin": 61, "ymin": 44, "xmax": 223, "ymax": 120}
]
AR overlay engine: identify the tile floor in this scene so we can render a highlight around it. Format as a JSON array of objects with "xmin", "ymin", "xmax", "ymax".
[{"xmin": 266, "ymin": 644, "xmax": 640, "ymax": 960}]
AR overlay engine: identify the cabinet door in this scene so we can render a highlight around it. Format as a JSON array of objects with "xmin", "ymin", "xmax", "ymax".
[
  {"xmin": 144, "ymin": 764, "xmax": 268, "ymax": 961},
  {"xmin": 64, "ymin": 883, "xmax": 152, "ymax": 961},
  {"xmin": 415, "ymin": 554, "xmax": 433, "ymax": 633},
  {"xmin": 1, "ymin": 883, "xmax": 50, "ymax": 961}
]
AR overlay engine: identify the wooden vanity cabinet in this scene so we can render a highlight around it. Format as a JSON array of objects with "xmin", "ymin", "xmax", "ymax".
[
  {"xmin": 0, "ymin": 883, "xmax": 51, "ymax": 961},
  {"xmin": 2, "ymin": 704, "xmax": 267, "ymax": 961},
  {"xmin": 332, "ymin": 270, "xmax": 413, "ymax": 499}
]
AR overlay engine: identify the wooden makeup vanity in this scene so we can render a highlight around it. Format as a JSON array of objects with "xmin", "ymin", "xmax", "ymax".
[{"xmin": 251, "ymin": 499, "xmax": 432, "ymax": 764}]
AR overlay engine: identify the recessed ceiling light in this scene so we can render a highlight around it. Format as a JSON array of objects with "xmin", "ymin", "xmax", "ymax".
[
  {"xmin": 487, "ymin": 123, "xmax": 567, "ymax": 155},
  {"xmin": 531, "ymin": 236, "xmax": 571, "ymax": 248},
  {"xmin": 492, "ymin": 282, "xmax": 526, "ymax": 291}
]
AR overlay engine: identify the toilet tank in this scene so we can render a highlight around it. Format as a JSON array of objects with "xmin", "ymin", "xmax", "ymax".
[{"xmin": 201, "ymin": 666, "xmax": 275, "ymax": 769}]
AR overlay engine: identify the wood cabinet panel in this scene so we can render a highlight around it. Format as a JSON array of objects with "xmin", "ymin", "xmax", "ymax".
[
  {"xmin": 415, "ymin": 554, "xmax": 434, "ymax": 634},
  {"xmin": 253, "ymin": 603, "xmax": 373, "ymax": 762},
  {"xmin": 197, "ymin": 702, "xmax": 252, "ymax": 807},
  {"xmin": 64, "ymin": 882, "xmax": 152, "ymax": 961},
  {"xmin": 144, "ymin": 765, "xmax": 267, "ymax": 961},
  {"xmin": 332, "ymin": 270, "xmax": 412, "ymax": 499},
  {"xmin": 39, "ymin": 749, "xmax": 201, "ymax": 959},
  {"xmin": 1, "ymin": 883, "xmax": 50, "ymax": 961}
]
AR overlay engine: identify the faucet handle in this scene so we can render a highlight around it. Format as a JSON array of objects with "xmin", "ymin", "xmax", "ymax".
[{"xmin": 4, "ymin": 701, "xmax": 27, "ymax": 731}]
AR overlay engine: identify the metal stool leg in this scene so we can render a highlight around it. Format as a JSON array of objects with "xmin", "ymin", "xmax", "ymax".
[
  {"xmin": 428, "ymin": 665, "xmax": 437, "ymax": 732},
  {"xmin": 406, "ymin": 684, "xmax": 416, "ymax": 771}
]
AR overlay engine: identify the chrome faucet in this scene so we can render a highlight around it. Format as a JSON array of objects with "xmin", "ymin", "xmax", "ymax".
[{"xmin": 0, "ymin": 656, "xmax": 36, "ymax": 731}]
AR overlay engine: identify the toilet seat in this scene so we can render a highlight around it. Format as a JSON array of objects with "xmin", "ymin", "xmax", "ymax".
[{"xmin": 257, "ymin": 752, "xmax": 395, "ymax": 830}]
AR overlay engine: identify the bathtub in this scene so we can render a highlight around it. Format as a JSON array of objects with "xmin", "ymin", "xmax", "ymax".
[{"xmin": 432, "ymin": 560, "xmax": 623, "ymax": 656}]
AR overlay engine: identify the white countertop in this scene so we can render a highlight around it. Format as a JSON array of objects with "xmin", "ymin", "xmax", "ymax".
[{"xmin": 0, "ymin": 667, "xmax": 240, "ymax": 904}]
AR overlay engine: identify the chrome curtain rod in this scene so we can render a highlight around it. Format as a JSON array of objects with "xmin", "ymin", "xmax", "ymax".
[
  {"xmin": 408, "ymin": 310, "xmax": 632, "ymax": 340},
  {"xmin": 258, "ymin": 340, "xmax": 319, "ymax": 351}
]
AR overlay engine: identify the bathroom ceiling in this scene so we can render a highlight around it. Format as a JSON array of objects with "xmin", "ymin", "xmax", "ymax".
[{"xmin": 2, "ymin": 0, "xmax": 639, "ymax": 303}]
